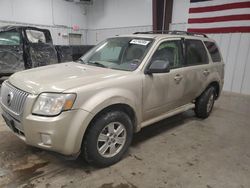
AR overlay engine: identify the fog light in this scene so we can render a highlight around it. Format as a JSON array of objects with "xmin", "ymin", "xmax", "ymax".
[{"xmin": 41, "ymin": 134, "xmax": 52, "ymax": 145}]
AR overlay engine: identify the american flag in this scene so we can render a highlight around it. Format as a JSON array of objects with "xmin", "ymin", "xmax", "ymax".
[{"xmin": 187, "ymin": 0, "xmax": 250, "ymax": 33}]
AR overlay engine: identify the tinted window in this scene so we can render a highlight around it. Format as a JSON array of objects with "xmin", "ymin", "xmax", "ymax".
[
  {"xmin": 185, "ymin": 39, "xmax": 208, "ymax": 65},
  {"xmin": 0, "ymin": 31, "xmax": 21, "ymax": 45},
  {"xmin": 204, "ymin": 41, "xmax": 221, "ymax": 62},
  {"xmin": 151, "ymin": 40, "xmax": 183, "ymax": 69}
]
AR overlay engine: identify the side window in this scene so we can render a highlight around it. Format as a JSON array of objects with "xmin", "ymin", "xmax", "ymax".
[
  {"xmin": 26, "ymin": 29, "xmax": 46, "ymax": 43},
  {"xmin": 204, "ymin": 41, "xmax": 222, "ymax": 62},
  {"xmin": 151, "ymin": 40, "xmax": 183, "ymax": 69},
  {"xmin": 185, "ymin": 39, "xmax": 208, "ymax": 66},
  {"xmin": 0, "ymin": 31, "xmax": 21, "ymax": 45}
]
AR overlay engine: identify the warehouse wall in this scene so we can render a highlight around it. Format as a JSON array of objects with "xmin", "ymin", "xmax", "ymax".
[
  {"xmin": 209, "ymin": 33, "xmax": 250, "ymax": 94},
  {"xmin": 0, "ymin": 0, "xmax": 153, "ymax": 45},
  {"xmin": 170, "ymin": 0, "xmax": 250, "ymax": 95},
  {"xmin": 86, "ymin": 0, "xmax": 153, "ymax": 44},
  {"xmin": 0, "ymin": 0, "xmax": 87, "ymax": 45}
]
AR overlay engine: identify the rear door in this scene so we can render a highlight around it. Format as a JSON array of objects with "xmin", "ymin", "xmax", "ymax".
[
  {"xmin": 181, "ymin": 39, "xmax": 210, "ymax": 103},
  {"xmin": 24, "ymin": 28, "xmax": 58, "ymax": 69}
]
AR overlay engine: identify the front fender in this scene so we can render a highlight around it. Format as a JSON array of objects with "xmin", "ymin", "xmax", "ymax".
[
  {"xmin": 79, "ymin": 88, "xmax": 142, "ymax": 127},
  {"xmin": 68, "ymin": 88, "xmax": 141, "ymax": 154}
]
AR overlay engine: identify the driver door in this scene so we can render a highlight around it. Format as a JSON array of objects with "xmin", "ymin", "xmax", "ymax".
[
  {"xmin": 24, "ymin": 28, "xmax": 58, "ymax": 69},
  {"xmin": 142, "ymin": 39, "xmax": 187, "ymax": 122}
]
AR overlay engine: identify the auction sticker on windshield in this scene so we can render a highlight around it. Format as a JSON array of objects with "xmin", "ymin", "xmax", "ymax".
[{"xmin": 130, "ymin": 39, "xmax": 150, "ymax": 46}]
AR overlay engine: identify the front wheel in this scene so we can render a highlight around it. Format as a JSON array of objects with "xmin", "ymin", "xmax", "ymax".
[
  {"xmin": 82, "ymin": 111, "xmax": 133, "ymax": 167},
  {"xmin": 195, "ymin": 87, "xmax": 216, "ymax": 119}
]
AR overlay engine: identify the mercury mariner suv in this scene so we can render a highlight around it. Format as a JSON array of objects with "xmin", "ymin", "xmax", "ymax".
[{"xmin": 0, "ymin": 31, "xmax": 224, "ymax": 167}]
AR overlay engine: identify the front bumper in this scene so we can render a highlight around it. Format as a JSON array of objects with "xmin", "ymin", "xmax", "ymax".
[{"xmin": 1, "ymin": 99, "xmax": 93, "ymax": 156}]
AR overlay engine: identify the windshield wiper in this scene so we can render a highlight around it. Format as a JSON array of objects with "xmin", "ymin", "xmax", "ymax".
[
  {"xmin": 77, "ymin": 59, "xmax": 107, "ymax": 68},
  {"xmin": 89, "ymin": 61, "xmax": 107, "ymax": 68},
  {"xmin": 76, "ymin": 59, "xmax": 85, "ymax": 63}
]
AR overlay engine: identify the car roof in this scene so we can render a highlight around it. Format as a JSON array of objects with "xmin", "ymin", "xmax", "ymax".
[{"xmin": 0, "ymin": 25, "xmax": 50, "ymax": 32}]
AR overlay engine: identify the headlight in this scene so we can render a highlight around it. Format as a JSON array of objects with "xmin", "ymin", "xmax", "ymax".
[{"xmin": 32, "ymin": 93, "xmax": 76, "ymax": 116}]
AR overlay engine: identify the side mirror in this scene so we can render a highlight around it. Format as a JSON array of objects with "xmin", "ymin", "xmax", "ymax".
[{"xmin": 145, "ymin": 59, "xmax": 170, "ymax": 74}]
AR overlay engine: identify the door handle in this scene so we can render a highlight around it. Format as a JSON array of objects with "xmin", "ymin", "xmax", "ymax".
[
  {"xmin": 203, "ymin": 70, "xmax": 210, "ymax": 76},
  {"xmin": 174, "ymin": 74, "xmax": 183, "ymax": 83}
]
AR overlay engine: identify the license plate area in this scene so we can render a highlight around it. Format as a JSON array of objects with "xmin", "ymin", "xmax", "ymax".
[
  {"xmin": 2, "ymin": 112, "xmax": 25, "ymax": 137},
  {"xmin": 2, "ymin": 114, "xmax": 16, "ymax": 132}
]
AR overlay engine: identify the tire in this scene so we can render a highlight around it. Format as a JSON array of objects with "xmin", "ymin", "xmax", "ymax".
[
  {"xmin": 195, "ymin": 87, "xmax": 216, "ymax": 119},
  {"xmin": 82, "ymin": 110, "xmax": 133, "ymax": 167}
]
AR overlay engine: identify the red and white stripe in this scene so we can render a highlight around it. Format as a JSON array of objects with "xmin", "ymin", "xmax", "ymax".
[{"xmin": 187, "ymin": 0, "xmax": 250, "ymax": 33}]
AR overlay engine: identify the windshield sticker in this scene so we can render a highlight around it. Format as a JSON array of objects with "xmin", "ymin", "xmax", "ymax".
[
  {"xmin": 130, "ymin": 63, "xmax": 138, "ymax": 70},
  {"xmin": 130, "ymin": 39, "xmax": 150, "ymax": 46}
]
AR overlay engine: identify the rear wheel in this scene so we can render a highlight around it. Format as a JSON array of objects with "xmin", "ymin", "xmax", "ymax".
[
  {"xmin": 195, "ymin": 87, "xmax": 216, "ymax": 119},
  {"xmin": 82, "ymin": 110, "xmax": 133, "ymax": 167}
]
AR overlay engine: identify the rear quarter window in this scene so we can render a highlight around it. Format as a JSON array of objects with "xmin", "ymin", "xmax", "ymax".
[{"xmin": 204, "ymin": 41, "xmax": 222, "ymax": 62}]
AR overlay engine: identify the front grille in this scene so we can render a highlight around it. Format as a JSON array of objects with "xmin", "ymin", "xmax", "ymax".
[{"xmin": 0, "ymin": 81, "xmax": 29, "ymax": 115}]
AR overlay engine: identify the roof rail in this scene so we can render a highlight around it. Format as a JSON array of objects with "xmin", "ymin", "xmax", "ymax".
[{"xmin": 133, "ymin": 30, "xmax": 208, "ymax": 38}]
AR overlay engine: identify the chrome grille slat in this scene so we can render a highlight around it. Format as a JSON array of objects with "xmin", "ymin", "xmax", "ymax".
[
  {"xmin": 18, "ymin": 92, "xmax": 26, "ymax": 112},
  {"xmin": 13, "ymin": 87, "xmax": 18, "ymax": 112},
  {"xmin": 16, "ymin": 89, "xmax": 23, "ymax": 112},
  {"xmin": 0, "ymin": 82, "xmax": 29, "ymax": 115},
  {"xmin": 17, "ymin": 92, "xmax": 22, "ymax": 112}
]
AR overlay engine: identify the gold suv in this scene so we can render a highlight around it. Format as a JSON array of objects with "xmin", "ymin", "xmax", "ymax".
[{"xmin": 0, "ymin": 31, "xmax": 224, "ymax": 167}]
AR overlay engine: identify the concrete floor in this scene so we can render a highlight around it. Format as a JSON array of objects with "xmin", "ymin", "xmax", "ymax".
[{"xmin": 0, "ymin": 92, "xmax": 250, "ymax": 188}]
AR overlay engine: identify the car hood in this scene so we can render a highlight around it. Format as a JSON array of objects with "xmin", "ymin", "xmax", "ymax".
[{"xmin": 9, "ymin": 62, "xmax": 130, "ymax": 94}]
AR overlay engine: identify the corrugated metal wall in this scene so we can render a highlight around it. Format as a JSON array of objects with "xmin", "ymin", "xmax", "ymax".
[{"xmin": 208, "ymin": 33, "xmax": 250, "ymax": 95}]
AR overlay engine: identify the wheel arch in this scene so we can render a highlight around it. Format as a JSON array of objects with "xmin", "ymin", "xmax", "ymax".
[
  {"xmin": 206, "ymin": 81, "xmax": 220, "ymax": 100},
  {"xmin": 80, "ymin": 103, "xmax": 138, "ymax": 149},
  {"xmin": 94, "ymin": 103, "xmax": 136, "ymax": 130}
]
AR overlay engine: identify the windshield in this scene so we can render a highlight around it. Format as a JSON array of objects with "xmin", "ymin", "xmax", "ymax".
[
  {"xmin": 0, "ymin": 31, "xmax": 21, "ymax": 45},
  {"xmin": 79, "ymin": 37, "xmax": 153, "ymax": 71}
]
